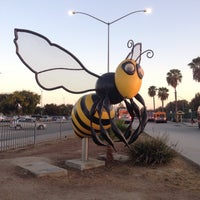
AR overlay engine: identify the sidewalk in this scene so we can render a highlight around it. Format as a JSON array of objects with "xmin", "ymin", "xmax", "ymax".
[{"xmin": 181, "ymin": 122, "xmax": 199, "ymax": 128}]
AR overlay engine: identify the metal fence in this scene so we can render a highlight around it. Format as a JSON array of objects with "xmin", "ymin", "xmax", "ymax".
[{"xmin": 0, "ymin": 120, "xmax": 72, "ymax": 152}]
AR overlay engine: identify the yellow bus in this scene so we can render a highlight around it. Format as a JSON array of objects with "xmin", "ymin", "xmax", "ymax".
[{"xmin": 153, "ymin": 112, "xmax": 167, "ymax": 123}]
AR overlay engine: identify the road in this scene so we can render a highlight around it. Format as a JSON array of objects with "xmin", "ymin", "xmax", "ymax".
[
  {"xmin": 144, "ymin": 121, "xmax": 200, "ymax": 166},
  {"xmin": 34, "ymin": 120, "xmax": 74, "ymax": 141}
]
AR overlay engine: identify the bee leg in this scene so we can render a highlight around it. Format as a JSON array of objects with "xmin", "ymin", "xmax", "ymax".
[
  {"xmin": 90, "ymin": 127, "xmax": 107, "ymax": 146},
  {"xmin": 123, "ymin": 99, "xmax": 135, "ymax": 139},
  {"xmin": 135, "ymin": 93, "xmax": 148, "ymax": 131},
  {"xmin": 96, "ymin": 100, "xmax": 116, "ymax": 151},
  {"xmin": 128, "ymin": 94, "xmax": 147, "ymax": 145},
  {"xmin": 103, "ymin": 96, "xmax": 129, "ymax": 148},
  {"xmin": 128, "ymin": 99, "xmax": 142, "ymax": 144},
  {"xmin": 90, "ymin": 99, "xmax": 107, "ymax": 147},
  {"xmin": 89, "ymin": 98, "xmax": 115, "ymax": 149}
]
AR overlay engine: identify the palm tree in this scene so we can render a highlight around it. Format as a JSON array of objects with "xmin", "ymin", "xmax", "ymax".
[
  {"xmin": 157, "ymin": 87, "xmax": 169, "ymax": 111},
  {"xmin": 188, "ymin": 57, "xmax": 200, "ymax": 82},
  {"xmin": 166, "ymin": 69, "xmax": 182, "ymax": 116},
  {"xmin": 148, "ymin": 86, "xmax": 157, "ymax": 111}
]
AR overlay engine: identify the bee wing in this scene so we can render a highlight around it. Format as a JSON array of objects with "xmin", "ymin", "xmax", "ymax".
[
  {"xmin": 126, "ymin": 42, "xmax": 142, "ymax": 64},
  {"xmin": 14, "ymin": 28, "xmax": 100, "ymax": 94},
  {"xmin": 132, "ymin": 43, "xmax": 142, "ymax": 64}
]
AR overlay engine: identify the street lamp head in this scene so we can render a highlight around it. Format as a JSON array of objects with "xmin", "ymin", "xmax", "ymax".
[
  {"xmin": 68, "ymin": 10, "xmax": 76, "ymax": 16},
  {"xmin": 144, "ymin": 8, "xmax": 152, "ymax": 14},
  {"xmin": 68, "ymin": 8, "xmax": 152, "ymax": 72}
]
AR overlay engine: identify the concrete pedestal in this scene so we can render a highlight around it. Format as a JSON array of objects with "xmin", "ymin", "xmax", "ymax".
[{"xmin": 65, "ymin": 158, "xmax": 105, "ymax": 171}]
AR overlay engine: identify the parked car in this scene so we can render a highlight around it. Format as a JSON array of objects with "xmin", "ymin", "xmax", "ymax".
[
  {"xmin": 31, "ymin": 115, "xmax": 52, "ymax": 121},
  {"xmin": 0, "ymin": 114, "xmax": 6, "ymax": 122},
  {"xmin": 10, "ymin": 117, "xmax": 46, "ymax": 130}
]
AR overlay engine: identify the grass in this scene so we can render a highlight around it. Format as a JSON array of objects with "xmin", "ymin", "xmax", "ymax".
[{"xmin": 128, "ymin": 134, "xmax": 177, "ymax": 166}]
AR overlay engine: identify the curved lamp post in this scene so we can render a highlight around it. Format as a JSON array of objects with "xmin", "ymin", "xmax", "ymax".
[{"xmin": 69, "ymin": 8, "xmax": 151, "ymax": 72}]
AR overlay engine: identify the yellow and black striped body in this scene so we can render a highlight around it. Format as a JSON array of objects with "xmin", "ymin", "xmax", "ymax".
[{"xmin": 71, "ymin": 93, "xmax": 115, "ymax": 138}]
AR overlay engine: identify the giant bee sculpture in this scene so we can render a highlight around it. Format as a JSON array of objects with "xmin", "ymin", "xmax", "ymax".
[{"xmin": 14, "ymin": 29, "xmax": 154, "ymax": 150}]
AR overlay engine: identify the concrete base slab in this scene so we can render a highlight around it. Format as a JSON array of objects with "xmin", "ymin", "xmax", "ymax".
[
  {"xmin": 65, "ymin": 158, "xmax": 105, "ymax": 171},
  {"xmin": 17, "ymin": 161, "xmax": 68, "ymax": 177},
  {"xmin": 98, "ymin": 153, "xmax": 131, "ymax": 162}
]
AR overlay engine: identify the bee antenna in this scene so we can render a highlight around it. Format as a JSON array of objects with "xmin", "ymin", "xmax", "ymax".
[
  {"xmin": 135, "ymin": 49, "xmax": 154, "ymax": 63},
  {"xmin": 125, "ymin": 39, "xmax": 154, "ymax": 64},
  {"xmin": 125, "ymin": 39, "xmax": 135, "ymax": 60}
]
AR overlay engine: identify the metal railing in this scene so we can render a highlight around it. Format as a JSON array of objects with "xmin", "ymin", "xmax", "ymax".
[{"xmin": 0, "ymin": 120, "xmax": 72, "ymax": 152}]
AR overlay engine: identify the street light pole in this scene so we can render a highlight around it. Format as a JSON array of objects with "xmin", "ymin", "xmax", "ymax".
[
  {"xmin": 69, "ymin": 9, "xmax": 151, "ymax": 72},
  {"xmin": 107, "ymin": 23, "xmax": 110, "ymax": 72}
]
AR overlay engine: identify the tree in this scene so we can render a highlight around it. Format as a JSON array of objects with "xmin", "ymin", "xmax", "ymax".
[
  {"xmin": 65, "ymin": 104, "xmax": 73, "ymax": 117},
  {"xmin": 148, "ymin": 86, "xmax": 157, "ymax": 111},
  {"xmin": 0, "ymin": 90, "xmax": 40, "ymax": 115},
  {"xmin": 165, "ymin": 100, "xmax": 190, "ymax": 119},
  {"xmin": 43, "ymin": 104, "xmax": 59, "ymax": 116},
  {"xmin": 43, "ymin": 103, "xmax": 73, "ymax": 116},
  {"xmin": 0, "ymin": 94, "xmax": 16, "ymax": 115},
  {"xmin": 189, "ymin": 93, "xmax": 200, "ymax": 112},
  {"xmin": 12, "ymin": 90, "xmax": 40, "ymax": 114},
  {"xmin": 157, "ymin": 87, "xmax": 169, "ymax": 111},
  {"xmin": 188, "ymin": 57, "xmax": 200, "ymax": 82},
  {"xmin": 34, "ymin": 106, "xmax": 44, "ymax": 115},
  {"xmin": 166, "ymin": 69, "xmax": 182, "ymax": 116},
  {"xmin": 57, "ymin": 104, "xmax": 73, "ymax": 117}
]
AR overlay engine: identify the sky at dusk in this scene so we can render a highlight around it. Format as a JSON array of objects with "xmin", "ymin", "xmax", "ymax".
[{"xmin": 0, "ymin": 0, "xmax": 200, "ymax": 109}]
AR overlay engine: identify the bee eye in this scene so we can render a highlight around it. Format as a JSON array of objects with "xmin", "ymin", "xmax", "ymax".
[
  {"xmin": 137, "ymin": 64, "xmax": 144, "ymax": 79},
  {"xmin": 124, "ymin": 62, "xmax": 135, "ymax": 75}
]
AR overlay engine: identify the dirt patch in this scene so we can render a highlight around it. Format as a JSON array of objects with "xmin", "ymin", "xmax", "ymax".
[{"xmin": 0, "ymin": 134, "xmax": 200, "ymax": 200}]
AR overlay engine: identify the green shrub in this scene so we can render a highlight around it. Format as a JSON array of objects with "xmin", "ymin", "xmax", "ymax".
[
  {"xmin": 114, "ymin": 119, "xmax": 128, "ymax": 132},
  {"xmin": 129, "ymin": 134, "xmax": 177, "ymax": 166},
  {"xmin": 108, "ymin": 119, "xmax": 128, "ymax": 138}
]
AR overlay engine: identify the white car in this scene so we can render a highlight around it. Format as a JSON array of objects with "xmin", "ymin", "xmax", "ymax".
[{"xmin": 10, "ymin": 117, "xmax": 46, "ymax": 130}]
